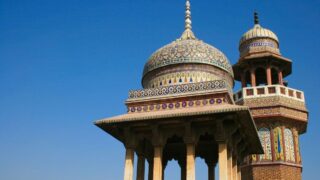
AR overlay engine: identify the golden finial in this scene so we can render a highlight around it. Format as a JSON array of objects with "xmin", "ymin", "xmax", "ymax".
[
  {"xmin": 180, "ymin": 0, "xmax": 196, "ymax": 40},
  {"xmin": 185, "ymin": 0, "xmax": 192, "ymax": 30}
]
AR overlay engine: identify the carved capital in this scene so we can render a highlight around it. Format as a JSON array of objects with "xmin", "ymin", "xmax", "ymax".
[
  {"xmin": 214, "ymin": 120, "xmax": 226, "ymax": 142},
  {"xmin": 151, "ymin": 125, "xmax": 165, "ymax": 147},
  {"xmin": 123, "ymin": 127, "xmax": 136, "ymax": 148},
  {"xmin": 183, "ymin": 122, "xmax": 196, "ymax": 144}
]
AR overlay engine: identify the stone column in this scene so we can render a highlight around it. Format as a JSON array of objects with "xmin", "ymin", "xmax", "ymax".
[
  {"xmin": 137, "ymin": 155, "xmax": 145, "ymax": 180},
  {"xmin": 278, "ymin": 70, "xmax": 283, "ymax": 85},
  {"xmin": 124, "ymin": 148, "xmax": 135, "ymax": 180},
  {"xmin": 266, "ymin": 66, "xmax": 272, "ymax": 85},
  {"xmin": 240, "ymin": 73, "xmax": 246, "ymax": 88},
  {"xmin": 162, "ymin": 163, "xmax": 166, "ymax": 180},
  {"xmin": 153, "ymin": 146, "xmax": 163, "ymax": 180},
  {"xmin": 179, "ymin": 160, "xmax": 186, "ymax": 180},
  {"xmin": 237, "ymin": 165, "xmax": 241, "ymax": 180},
  {"xmin": 207, "ymin": 162, "xmax": 215, "ymax": 180},
  {"xmin": 148, "ymin": 160, "xmax": 153, "ymax": 180},
  {"xmin": 232, "ymin": 156, "xmax": 237, "ymax": 180},
  {"xmin": 250, "ymin": 69, "xmax": 256, "ymax": 87},
  {"xmin": 227, "ymin": 148, "xmax": 233, "ymax": 180},
  {"xmin": 181, "ymin": 166, "xmax": 186, "ymax": 180},
  {"xmin": 186, "ymin": 143, "xmax": 195, "ymax": 180},
  {"xmin": 219, "ymin": 143, "xmax": 228, "ymax": 180}
]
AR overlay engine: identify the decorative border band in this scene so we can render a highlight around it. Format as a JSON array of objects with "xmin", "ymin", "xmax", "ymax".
[
  {"xmin": 128, "ymin": 80, "xmax": 228, "ymax": 100},
  {"xmin": 128, "ymin": 97, "xmax": 226, "ymax": 113}
]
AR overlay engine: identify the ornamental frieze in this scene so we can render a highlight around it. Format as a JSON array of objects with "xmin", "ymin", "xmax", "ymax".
[
  {"xmin": 250, "ymin": 107, "xmax": 308, "ymax": 121},
  {"xmin": 243, "ymin": 96, "xmax": 306, "ymax": 111},
  {"xmin": 128, "ymin": 80, "xmax": 229, "ymax": 100},
  {"xmin": 127, "ymin": 97, "xmax": 227, "ymax": 114}
]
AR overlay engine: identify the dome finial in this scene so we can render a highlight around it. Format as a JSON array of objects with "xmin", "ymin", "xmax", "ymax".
[
  {"xmin": 180, "ymin": 0, "xmax": 196, "ymax": 40},
  {"xmin": 185, "ymin": 0, "xmax": 192, "ymax": 30},
  {"xmin": 254, "ymin": 11, "xmax": 259, "ymax": 25}
]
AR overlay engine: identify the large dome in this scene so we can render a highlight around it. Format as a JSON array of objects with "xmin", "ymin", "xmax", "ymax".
[
  {"xmin": 143, "ymin": 38, "xmax": 234, "ymax": 78},
  {"xmin": 142, "ymin": 35, "xmax": 234, "ymax": 89}
]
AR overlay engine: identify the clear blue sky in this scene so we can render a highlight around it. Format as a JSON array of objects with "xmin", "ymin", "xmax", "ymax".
[{"xmin": 0, "ymin": 0, "xmax": 319, "ymax": 179}]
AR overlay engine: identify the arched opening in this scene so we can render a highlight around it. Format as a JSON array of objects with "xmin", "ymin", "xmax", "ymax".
[
  {"xmin": 274, "ymin": 127, "xmax": 284, "ymax": 161},
  {"xmin": 145, "ymin": 160, "xmax": 150, "ymax": 180},
  {"xmin": 258, "ymin": 128, "xmax": 272, "ymax": 161},
  {"xmin": 271, "ymin": 68, "xmax": 279, "ymax": 84},
  {"xmin": 195, "ymin": 157, "xmax": 209, "ymax": 180},
  {"xmin": 284, "ymin": 128, "xmax": 295, "ymax": 162},
  {"xmin": 255, "ymin": 67, "xmax": 267, "ymax": 86},
  {"xmin": 164, "ymin": 160, "xmax": 180, "ymax": 180},
  {"xmin": 196, "ymin": 133, "xmax": 218, "ymax": 180},
  {"xmin": 163, "ymin": 135, "xmax": 186, "ymax": 180},
  {"xmin": 135, "ymin": 138, "xmax": 154, "ymax": 180},
  {"xmin": 245, "ymin": 70, "xmax": 251, "ymax": 87}
]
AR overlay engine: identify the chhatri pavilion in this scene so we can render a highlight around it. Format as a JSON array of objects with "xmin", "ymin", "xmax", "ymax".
[{"xmin": 95, "ymin": 1, "xmax": 308, "ymax": 180}]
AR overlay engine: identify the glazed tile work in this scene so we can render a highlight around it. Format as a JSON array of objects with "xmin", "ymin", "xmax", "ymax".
[
  {"xmin": 145, "ymin": 71, "xmax": 221, "ymax": 89},
  {"xmin": 245, "ymin": 126, "xmax": 299, "ymax": 164},
  {"xmin": 142, "ymin": 39, "xmax": 234, "ymax": 78},
  {"xmin": 258, "ymin": 128, "xmax": 272, "ymax": 160},
  {"xmin": 142, "ymin": 64, "xmax": 234, "ymax": 89},
  {"xmin": 128, "ymin": 80, "xmax": 228, "ymax": 100},
  {"xmin": 127, "ymin": 97, "xmax": 226, "ymax": 114},
  {"xmin": 284, "ymin": 128, "xmax": 296, "ymax": 162},
  {"xmin": 239, "ymin": 38, "xmax": 280, "ymax": 57}
]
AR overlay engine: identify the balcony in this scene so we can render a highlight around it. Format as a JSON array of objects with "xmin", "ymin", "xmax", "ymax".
[{"xmin": 234, "ymin": 85, "xmax": 305, "ymax": 103}]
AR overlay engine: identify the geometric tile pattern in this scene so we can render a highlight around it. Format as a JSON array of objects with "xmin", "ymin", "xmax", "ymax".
[
  {"xmin": 143, "ymin": 39, "xmax": 234, "ymax": 78},
  {"xmin": 284, "ymin": 128, "xmax": 296, "ymax": 162},
  {"xmin": 127, "ymin": 97, "xmax": 226, "ymax": 114},
  {"xmin": 128, "ymin": 80, "xmax": 228, "ymax": 99},
  {"xmin": 258, "ymin": 128, "xmax": 272, "ymax": 160}
]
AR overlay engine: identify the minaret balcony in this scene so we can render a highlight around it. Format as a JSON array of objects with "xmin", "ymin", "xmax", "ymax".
[
  {"xmin": 234, "ymin": 85, "xmax": 305, "ymax": 103},
  {"xmin": 233, "ymin": 85, "xmax": 308, "ymax": 131}
]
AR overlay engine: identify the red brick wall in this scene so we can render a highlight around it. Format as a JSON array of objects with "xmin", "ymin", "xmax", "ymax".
[{"xmin": 241, "ymin": 164, "xmax": 302, "ymax": 180}]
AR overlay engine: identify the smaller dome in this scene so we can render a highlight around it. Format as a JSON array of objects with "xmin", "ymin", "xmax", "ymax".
[
  {"xmin": 238, "ymin": 12, "xmax": 280, "ymax": 57},
  {"xmin": 239, "ymin": 24, "xmax": 279, "ymax": 45}
]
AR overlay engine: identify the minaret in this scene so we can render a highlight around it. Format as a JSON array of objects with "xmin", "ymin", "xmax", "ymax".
[{"xmin": 233, "ymin": 12, "xmax": 308, "ymax": 180}]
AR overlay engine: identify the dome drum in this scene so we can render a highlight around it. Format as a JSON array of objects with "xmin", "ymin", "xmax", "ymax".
[
  {"xmin": 142, "ymin": 63, "xmax": 234, "ymax": 89},
  {"xmin": 239, "ymin": 38, "xmax": 280, "ymax": 58}
]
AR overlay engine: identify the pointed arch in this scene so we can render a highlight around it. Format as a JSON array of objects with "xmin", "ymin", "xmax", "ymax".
[
  {"xmin": 273, "ymin": 127, "xmax": 284, "ymax": 160},
  {"xmin": 258, "ymin": 128, "xmax": 272, "ymax": 160},
  {"xmin": 284, "ymin": 128, "xmax": 295, "ymax": 162}
]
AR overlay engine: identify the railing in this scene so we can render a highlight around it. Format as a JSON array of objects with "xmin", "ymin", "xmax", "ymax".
[{"xmin": 234, "ymin": 85, "xmax": 305, "ymax": 103}]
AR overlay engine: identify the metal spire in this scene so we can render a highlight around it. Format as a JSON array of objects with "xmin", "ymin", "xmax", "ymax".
[
  {"xmin": 254, "ymin": 11, "xmax": 259, "ymax": 25},
  {"xmin": 180, "ymin": 0, "xmax": 196, "ymax": 40}
]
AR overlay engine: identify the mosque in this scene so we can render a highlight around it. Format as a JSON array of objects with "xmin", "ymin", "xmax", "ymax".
[{"xmin": 95, "ymin": 1, "xmax": 308, "ymax": 179}]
